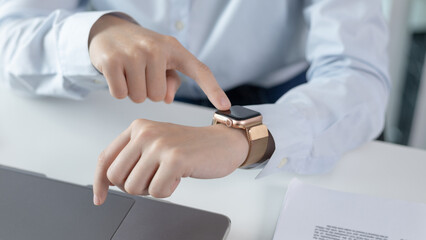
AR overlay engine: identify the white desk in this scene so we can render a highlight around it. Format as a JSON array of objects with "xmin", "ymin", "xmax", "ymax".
[{"xmin": 1, "ymin": 87, "xmax": 426, "ymax": 240}]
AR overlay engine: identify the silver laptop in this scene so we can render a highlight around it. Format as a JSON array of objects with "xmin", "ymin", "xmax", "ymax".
[{"xmin": 0, "ymin": 165, "xmax": 230, "ymax": 240}]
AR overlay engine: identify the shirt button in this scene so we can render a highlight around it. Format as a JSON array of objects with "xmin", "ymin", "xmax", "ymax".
[
  {"xmin": 277, "ymin": 158, "xmax": 288, "ymax": 168},
  {"xmin": 92, "ymin": 79, "xmax": 104, "ymax": 84},
  {"xmin": 175, "ymin": 20, "xmax": 184, "ymax": 31}
]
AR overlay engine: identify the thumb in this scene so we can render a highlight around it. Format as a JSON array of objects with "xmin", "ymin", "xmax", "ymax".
[{"xmin": 164, "ymin": 70, "xmax": 181, "ymax": 104}]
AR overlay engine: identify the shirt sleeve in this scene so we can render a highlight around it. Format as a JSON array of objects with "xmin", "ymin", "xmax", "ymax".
[
  {"xmin": 247, "ymin": 0, "xmax": 390, "ymax": 178},
  {"xmin": 0, "ymin": 0, "xmax": 130, "ymax": 99}
]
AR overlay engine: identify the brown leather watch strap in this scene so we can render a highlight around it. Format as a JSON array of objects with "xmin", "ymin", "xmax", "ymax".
[
  {"xmin": 261, "ymin": 130, "xmax": 276, "ymax": 162},
  {"xmin": 240, "ymin": 125, "xmax": 275, "ymax": 167},
  {"xmin": 240, "ymin": 129, "xmax": 275, "ymax": 167}
]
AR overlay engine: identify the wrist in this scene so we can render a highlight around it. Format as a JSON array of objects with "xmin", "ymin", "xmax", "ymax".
[
  {"xmin": 89, "ymin": 14, "xmax": 128, "ymax": 47},
  {"xmin": 211, "ymin": 106, "xmax": 275, "ymax": 168},
  {"xmin": 210, "ymin": 124, "xmax": 248, "ymax": 167}
]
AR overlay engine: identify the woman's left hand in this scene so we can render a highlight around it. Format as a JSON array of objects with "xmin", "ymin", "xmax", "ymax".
[{"xmin": 93, "ymin": 119, "xmax": 248, "ymax": 205}]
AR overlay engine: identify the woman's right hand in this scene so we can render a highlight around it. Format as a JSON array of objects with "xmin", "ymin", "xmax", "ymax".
[{"xmin": 88, "ymin": 14, "xmax": 230, "ymax": 109}]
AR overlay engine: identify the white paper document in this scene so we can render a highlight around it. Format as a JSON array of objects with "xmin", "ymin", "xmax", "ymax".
[{"xmin": 273, "ymin": 179, "xmax": 426, "ymax": 240}]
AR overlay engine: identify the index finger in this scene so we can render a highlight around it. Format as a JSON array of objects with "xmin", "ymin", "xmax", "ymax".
[
  {"xmin": 168, "ymin": 41, "xmax": 231, "ymax": 110},
  {"xmin": 93, "ymin": 127, "xmax": 131, "ymax": 205}
]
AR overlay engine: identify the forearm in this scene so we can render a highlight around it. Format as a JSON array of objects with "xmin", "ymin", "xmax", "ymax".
[
  {"xmin": 248, "ymin": 67, "xmax": 389, "ymax": 175},
  {"xmin": 0, "ymin": 1, "xmax": 119, "ymax": 98},
  {"xmin": 248, "ymin": 0, "xmax": 390, "ymax": 177}
]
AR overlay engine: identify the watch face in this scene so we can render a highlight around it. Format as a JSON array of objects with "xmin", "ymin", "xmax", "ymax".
[{"xmin": 215, "ymin": 105, "xmax": 260, "ymax": 120}]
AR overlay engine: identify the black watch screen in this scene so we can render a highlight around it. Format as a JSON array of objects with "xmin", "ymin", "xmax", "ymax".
[{"xmin": 215, "ymin": 105, "xmax": 260, "ymax": 120}]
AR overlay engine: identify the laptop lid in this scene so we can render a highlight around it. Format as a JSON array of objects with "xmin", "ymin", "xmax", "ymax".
[{"xmin": 0, "ymin": 165, "xmax": 230, "ymax": 240}]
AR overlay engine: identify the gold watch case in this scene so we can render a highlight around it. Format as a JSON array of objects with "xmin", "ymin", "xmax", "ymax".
[{"xmin": 212, "ymin": 113, "xmax": 269, "ymax": 167}]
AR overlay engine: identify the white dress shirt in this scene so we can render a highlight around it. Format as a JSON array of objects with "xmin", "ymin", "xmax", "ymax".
[{"xmin": 0, "ymin": 0, "xmax": 390, "ymax": 178}]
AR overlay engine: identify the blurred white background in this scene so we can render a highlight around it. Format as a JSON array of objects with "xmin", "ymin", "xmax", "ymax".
[{"xmin": 382, "ymin": 0, "xmax": 426, "ymax": 149}]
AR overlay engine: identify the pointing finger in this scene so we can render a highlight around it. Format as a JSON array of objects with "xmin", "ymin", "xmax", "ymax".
[
  {"xmin": 93, "ymin": 127, "xmax": 131, "ymax": 205},
  {"xmin": 167, "ymin": 40, "xmax": 230, "ymax": 110}
]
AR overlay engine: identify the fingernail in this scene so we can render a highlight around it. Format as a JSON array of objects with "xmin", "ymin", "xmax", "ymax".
[
  {"xmin": 221, "ymin": 97, "xmax": 231, "ymax": 108},
  {"xmin": 93, "ymin": 194, "xmax": 100, "ymax": 206}
]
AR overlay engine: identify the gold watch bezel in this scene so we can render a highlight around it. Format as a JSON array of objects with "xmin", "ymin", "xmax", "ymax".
[{"xmin": 212, "ymin": 113, "xmax": 263, "ymax": 129}]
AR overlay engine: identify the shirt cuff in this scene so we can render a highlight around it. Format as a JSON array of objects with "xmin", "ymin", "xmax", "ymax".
[{"xmin": 246, "ymin": 103, "xmax": 328, "ymax": 179}]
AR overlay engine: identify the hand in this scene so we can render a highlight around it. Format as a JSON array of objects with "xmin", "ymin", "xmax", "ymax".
[
  {"xmin": 93, "ymin": 119, "xmax": 249, "ymax": 205},
  {"xmin": 88, "ymin": 14, "xmax": 230, "ymax": 110}
]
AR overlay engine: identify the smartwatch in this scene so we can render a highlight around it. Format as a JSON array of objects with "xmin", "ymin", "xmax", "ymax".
[{"xmin": 212, "ymin": 105, "xmax": 275, "ymax": 167}]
